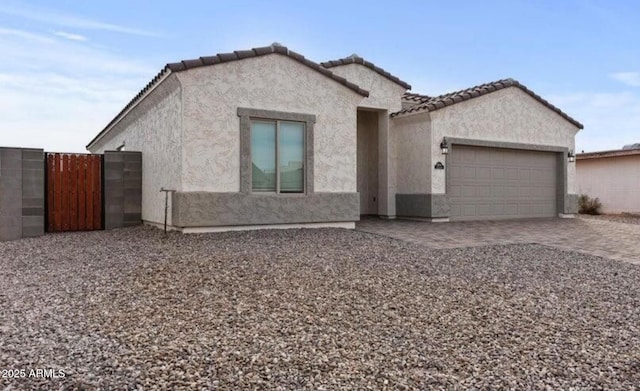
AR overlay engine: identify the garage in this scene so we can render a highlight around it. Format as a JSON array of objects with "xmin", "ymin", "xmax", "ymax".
[{"xmin": 449, "ymin": 145, "xmax": 558, "ymax": 221}]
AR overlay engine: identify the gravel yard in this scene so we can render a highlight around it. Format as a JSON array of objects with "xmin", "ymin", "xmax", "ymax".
[
  {"xmin": 1, "ymin": 226, "xmax": 640, "ymax": 390},
  {"xmin": 580, "ymin": 213, "xmax": 640, "ymax": 226}
]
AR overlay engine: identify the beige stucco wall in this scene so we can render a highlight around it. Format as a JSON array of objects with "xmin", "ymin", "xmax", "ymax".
[
  {"xmin": 428, "ymin": 87, "xmax": 580, "ymax": 194},
  {"xmin": 577, "ymin": 156, "xmax": 640, "ymax": 213},
  {"xmin": 176, "ymin": 55, "xmax": 364, "ymax": 193},
  {"xmin": 88, "ymin": 75, "xmax": 183, "ymax": 226},
  {"xmin": 327, "ymin": 63, "xmax": 406, "ymax": 112},
  {"xmin": 392, "ymin": 112, "xmax": 431, "ymax": 194}
]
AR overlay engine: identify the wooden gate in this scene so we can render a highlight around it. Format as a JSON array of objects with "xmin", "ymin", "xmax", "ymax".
[{"xmin": 46, "ymin": 153, "xmax": 102, "ymax": 232}]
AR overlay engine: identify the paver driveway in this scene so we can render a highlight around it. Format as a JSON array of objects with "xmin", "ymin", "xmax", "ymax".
[{"xmin": 356, "ymin": 216, "xmax": 640, "ymax": 264}]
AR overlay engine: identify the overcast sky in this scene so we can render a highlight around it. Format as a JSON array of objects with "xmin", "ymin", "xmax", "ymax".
[{"xmin": 0, "ymin": 0, "xmax": 638, "ymax": 153}]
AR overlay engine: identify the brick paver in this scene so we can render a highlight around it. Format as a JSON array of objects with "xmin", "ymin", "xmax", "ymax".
[{"xmin": 356, "ymin": 217, "xmax": 640, "ymax": 264}]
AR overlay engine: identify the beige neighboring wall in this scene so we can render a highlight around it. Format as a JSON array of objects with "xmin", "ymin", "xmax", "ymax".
[
  {"xmin": 429, "ymin": 87, "xmax": 580, "ymax": 194},
  {"xmin": 175, "ymin": 54, "xmax": 364, "ymax": 193},
  {"xmin": 87, "ymin": 75, "xmax": 183, "ymax": 226},
  {"xmin": 577, "ymin": 155, "xmax": 640, "ymax": 214},
  {"xmin": 392, "ymin": 112, "xmax": 431, "ymax": 194}
]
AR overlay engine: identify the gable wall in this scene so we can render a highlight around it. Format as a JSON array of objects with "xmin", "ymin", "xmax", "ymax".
[
  {"xmin": 88, "ymin": 75, "xmax": 183, "ymax": 226},
  {"xmin": 327, "ymin": 63, "xmax": 406, "ymax": 112},
  {"xmin": 429, "ymin": 87, "xmax": 580, "ymax": 194},
  {"xmin": 176, "ymin": 54, "xmax": 364, "ymax": 193}
]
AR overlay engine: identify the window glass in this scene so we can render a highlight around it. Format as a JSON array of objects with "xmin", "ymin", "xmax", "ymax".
[
  {"xmin": 279, "ymin": 122, "xmax": 305, "ymax": 193},
  {"xmin": 251, "ymin": 121, "xmax": 276, "ymax": 192}
]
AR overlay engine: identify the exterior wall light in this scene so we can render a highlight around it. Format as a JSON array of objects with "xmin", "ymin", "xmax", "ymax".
[
  {"xmin": 440, "ymin": 138, "xmax": 449, "ymax": 155},
  {"xmin": 568, "ymin": 150, "xmax": 575, "ymax": 163}
]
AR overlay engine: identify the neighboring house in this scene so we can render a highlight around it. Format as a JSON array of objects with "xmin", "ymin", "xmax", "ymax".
[
  {"xmin": 576, "ymin": 146, "xmax": 640, "ymax": 214},
  {"xmin": 86, "ymin": 43, "xmax": 583, "ymax": 232}
]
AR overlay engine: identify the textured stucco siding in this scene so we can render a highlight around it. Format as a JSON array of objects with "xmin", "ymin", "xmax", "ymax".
[
  {"xmin": 327, "ymin": 63, "xmax": 406, "ymax": 112},
  {"xmin": 392, "ymin": 112, "xmax": 431, "ymax": 194},
  {"xmin": 176, "ymin": 54, "xmax": 364, "ymax": 193},
  {"xmin": 429, "ymin": 87, "xmax": 579, "ymax": 194},
  {"xmin": 577, "ymin": 156, "xmax": 640, "ymax": 214},
  {"xmin": 88, "ymin": 76, "xmax": 183, "ymax": 226}
]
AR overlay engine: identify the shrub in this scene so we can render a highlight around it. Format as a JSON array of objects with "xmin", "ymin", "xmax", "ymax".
[{"xmin": 578, "ymin": 194, "xmax": 602, "ymax": 215}]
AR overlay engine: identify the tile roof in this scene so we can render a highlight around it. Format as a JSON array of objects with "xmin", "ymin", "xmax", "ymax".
[
  {"xmin": 321, "ymin": 54, "xmax": 412, "ymax": 90},
  {"xmin": 391, "ymin": 78, "xmax": 584, "ymax": 129},
  {"xmin": 577, "ymin": 148, "xmax": 640, "ymax": 160},
  {"xmin": 165, "ymin": 44, "xmax": 369, "ymax": 96},
  {"xmin": 87, "ymin": 44, "xmax": 369, "ymax": 149},
  {"xmin": 402, "ymin": 92, "xmax": 431, "ymax": 104}
]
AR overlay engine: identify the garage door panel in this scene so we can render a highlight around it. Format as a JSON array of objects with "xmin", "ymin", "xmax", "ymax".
[
  {"xmin": 476, "ymin": 152, "xmax": 492, "ymax": 164},
  {"xmin": 461, "ymin": 185, "xmax": 476, "ymax": 197},
  {"xmin": 477, "ymin": 167, "xmax": 491, "ymax": 179},
  {"xmin": 518, "ymin": 168, "xmax": 531, "ymax": 180},
  {"xmin": 463, "ymin": 167, "xmax": 475, "ymax": 179},
  {"xmin": 505, "ymin": 168, "xmax": 519, "ymax": 180},
  {"xmin": 491, "ymin": 168, "xmax": 505, "ymax": 180},
  {"xmin": 450, "ymin": 145, "xmax": 557, "ymax": 221}
]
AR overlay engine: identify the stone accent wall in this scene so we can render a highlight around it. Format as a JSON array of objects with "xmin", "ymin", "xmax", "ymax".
[
  {"xmin": 103, "ymin": 151, "xmax": 142, "ymax": 229},
  {"xmin": 0, "ymin": 148, "xmax": 44, "ymax": 241}
]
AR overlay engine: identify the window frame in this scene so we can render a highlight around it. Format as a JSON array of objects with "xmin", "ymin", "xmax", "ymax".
[
  {"xmin": 250, "ymin": 119, "xmax": 306, "ymax": 194},
  {"xmin": 238, "ymin": 107, "xmax": 315, "ymax": 196}
]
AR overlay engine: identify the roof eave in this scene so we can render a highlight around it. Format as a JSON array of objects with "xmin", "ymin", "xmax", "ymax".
[
  {"xmin": 391, "ymin": 81, "xmax": 584, "ymax": 129},
  {"xmin": 87, "ymin": 44, "xmax": 370, "ymax": 150},
  {"xmin": 577, "ymin": 149, "xmax": 640, "ymax": 160},
  {"xmin": 86, "ymin": 67, "xmax": 173, "ymax": 150}
]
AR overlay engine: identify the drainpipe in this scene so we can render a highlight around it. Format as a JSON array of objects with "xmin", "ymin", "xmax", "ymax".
[{"xmin": 159, "ymin": 188, "xmax": 176, "ymax": 233}]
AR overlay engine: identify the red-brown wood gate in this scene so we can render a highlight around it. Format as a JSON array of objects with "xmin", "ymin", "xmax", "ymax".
[{"xmin": 46, "ymin": 153, "xmax": 102, "ymax": 232}]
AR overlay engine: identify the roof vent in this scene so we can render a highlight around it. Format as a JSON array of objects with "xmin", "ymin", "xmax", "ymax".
[{"xmin": 622, "ymin": 143, "xmax": 640, "ymax": 150}]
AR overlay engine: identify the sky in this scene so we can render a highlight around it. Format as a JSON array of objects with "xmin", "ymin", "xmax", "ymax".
[{"xmin": 0, "ymin": 0, "xmax": 638, "ymax": 153}]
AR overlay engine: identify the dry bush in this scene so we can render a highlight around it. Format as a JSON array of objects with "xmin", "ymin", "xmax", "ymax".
[{"xmin": 579, "ymin": 194, "xmax": 602, "ymax": 215}]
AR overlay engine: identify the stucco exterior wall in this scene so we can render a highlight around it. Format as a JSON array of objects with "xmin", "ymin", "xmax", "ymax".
[
  {"xmin": 577, "ymin": 155, "xmax": 640, "ymax": 214},
  {"xmin": 392, "ymin": 112, "xmax": 431, "ymax": 194},
  {"xmin": 88, "ymin": 75, "xmax": 183, "ymax": 226},
  {"xmin": 429, "ymin": 87, "xmax": 579, "ymax": 194},
  {"xmin": 327, "ymin": 63, "xmax": 405, "ymax": 112},
  {"xmin": 176, "ymin": 54, "xmax": 364, "ymax": 193}
]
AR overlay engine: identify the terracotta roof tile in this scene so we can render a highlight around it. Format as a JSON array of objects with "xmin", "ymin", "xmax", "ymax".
[
  {"xmin": 321, "ymin": 54, "xmax": 412, "ymax": 90},
  {"xmin": 88, "ymin": 44, "xmax": 370, "ymax": 149},
  {"xmin": 402, "ymin": 92, "xmax": 431, "ymax": 103},
  {"xmin": 392, "ymin": 78, "xmax": 583, "ymax": 129}
]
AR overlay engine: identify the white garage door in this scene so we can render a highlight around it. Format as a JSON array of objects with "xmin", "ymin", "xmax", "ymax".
[{"xmin": 449, "ymin": 145, "xmax": 558, "ymax": 221}]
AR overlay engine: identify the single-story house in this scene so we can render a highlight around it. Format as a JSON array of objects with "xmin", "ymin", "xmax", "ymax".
[
  {"xmin": 86, "ymin": 43, "xmax": 583, "ymax": 232},
  {"xmin": 576, "ymin": 146, "xmax": 640, "ymax": 214}
]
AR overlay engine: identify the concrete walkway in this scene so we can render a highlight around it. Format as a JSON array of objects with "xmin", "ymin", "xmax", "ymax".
[{"xmin": 356, "ymin": 217, "xmax": 640, "ymax": 264}]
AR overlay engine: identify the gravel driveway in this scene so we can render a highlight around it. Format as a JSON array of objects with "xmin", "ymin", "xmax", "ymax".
[{"xmin": 1, "ymin": 227, "xmax": 639, "ymax": 389}]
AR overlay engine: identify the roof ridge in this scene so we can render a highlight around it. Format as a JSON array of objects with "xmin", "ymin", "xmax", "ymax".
[
  {"xmin": 391, "ymin": 78, "xmax": 583, "ymax": 129},
  {"xmin": 321, "ymin": 55, "xmax": 412, "ymax": 90},
  {"xmin": 87, "ymin": 44, "xmax": 370, "ymax": 149}
]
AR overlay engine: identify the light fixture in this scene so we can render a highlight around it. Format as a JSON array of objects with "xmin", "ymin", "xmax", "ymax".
[
  {"xmin": 440, "ymin": 138, "xmax": 449, "ymax": 155},
  {"xmin": 568, "ymin": 150, "xmax": 575, "ymax": 163}
]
